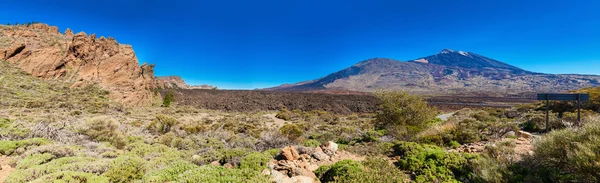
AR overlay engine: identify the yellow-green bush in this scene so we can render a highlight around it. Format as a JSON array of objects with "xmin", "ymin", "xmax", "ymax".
[
  {"xmin": 143, "ymin": 160, "xmax": 198, "ymax": 182},
  {"xmin": 279, "ymin": 124, "xmax": 304, "ymax": 140},
  {"xmin": 148, "ymin": 114, "xmax": 179, "ymax": 134},
  {"xmin": 176, "ymin": 165, "xmax": 270, "ymax": 183},
  {"xmin": 523, "ymin": 118, "xmax": 600, "ymax": 182},
  {"xmin": 82, "ymin": 117, "xmax": 127, "ymax": 149},
  {"xmin": 5, "ymin": 156, "xmax": 107, "ymax": 183},
  {"xmin": 239, "ymin": 152, "xmax": 271, "ymax": 171},
  {"xmin": 0, "ymin": 138, "xmax": 51, "ymax": 155},
  {"xmin": 316, "ymin": 158, "xmax": 408, "ymax": 183},
  {"xmin": 375, "ymin": 91, "xmax": 437, "ymax": 140},
  {"xmin": 104, "ymin": 155, "xmax": 146, "ymax": 183},
  {"xmin": 30, "ymin": 171, "xmax": 110, "ymax": 183}
]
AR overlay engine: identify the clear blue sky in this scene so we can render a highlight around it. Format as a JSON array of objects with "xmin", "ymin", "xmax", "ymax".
[{"xmin": 1, "ymin": 0, "xmax": 599, "ymax": 89}]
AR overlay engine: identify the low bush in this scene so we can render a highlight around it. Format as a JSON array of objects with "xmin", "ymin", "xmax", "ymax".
[
  {"xmin": 375, "ymin": 91, "xmax": 437, "ymax": 140},
  {"xmin": 318, "ymin": 160, "xmax": 363, "ymax": 182},
  {"xmin": 148, "ymin": 114, "xmax": 179, "ymax": 134},
  {"xmin": 5, "ymin": 157, "xmax": 108, "ymax": 183},
  {"xmin": 143, "ymin": 160, "xmax": 198, "ymax": 182},
  {"xmin": 316, "ymin": 158, "xmax": 408, "ymax": 183},
  {"xmin": 0, "ymin": 138, "xmax": 51, "ymax": 155},
  {"xmin": 104, "ymin": 155, "xmax": 146, "ymax": 183},
  {"xmin": 279, "ymin": 124, "xmax": 304, "ymax": 140},
  {"xmin": 521, "ymin": 118, "xmax": 600, "ymax": 182},
  {"xmin": 302, "ymin": 139, "xmax": 320, "ymax": 147},
  {"xmin": 30, "ymin": 171, "xmax": 110, "ymax": 183},
  {"xmin": 82, "ymin": 117, "xmax": 127, "ymax": 149},
  {"xmin": 239, "ymin": 152, "xmax": 271, "ymax": 171},
  {"xmin": 394, "ymin": 141, "xmax": 476, "ymax": 182},
  {"xmin": 176, "ymin": 165, "xmax": 270, "ymax": 183}
]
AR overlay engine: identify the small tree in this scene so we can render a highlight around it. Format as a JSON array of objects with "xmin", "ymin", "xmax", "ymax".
[
  {"xmin": 162, "ymin": 90, "xmax": 174, "ymax": 107},
  {"xmin": 375, "ymin": 91, "xmax": 437, "ymax": 140}
]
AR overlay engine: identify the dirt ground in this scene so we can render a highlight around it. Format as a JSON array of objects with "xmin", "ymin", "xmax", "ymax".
[{"xmin": 0, "ymin": 156, "xmax": 14, "ymax": 183}]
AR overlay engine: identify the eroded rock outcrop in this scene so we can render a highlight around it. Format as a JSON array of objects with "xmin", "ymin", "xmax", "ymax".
[
  {"xmin": 0, "ymin": 23, "xmax": 156, "ymax": 105},
  {"xmin": 156, "ymin": 76, "xmax": 217, "ymax": 90}
]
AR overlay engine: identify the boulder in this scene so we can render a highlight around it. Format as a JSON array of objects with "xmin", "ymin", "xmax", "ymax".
[
  {"xmin": 518, "ymin": 131, "xmax": 533, "ymax": 139},
  {"xmin": 281, "ymin": 146, "xmax": 300, "ymax": 160},
  {"xmin": 291, "ymin": 167, "xmax": 317, "ymax": 178},
  {"xmin": 311, "ymin": 151, "xmax": 329, "ymax": 161},
  {"xmin": 289, "ymin": 176, "xmax": 316, "ymax": 183},
  {"xmin": 503, "ymin": 131, "xmax": 516, "ymax": 138},
  {"xmin": 321, "ymin": 141, "xmax": 338, "ymax": 156},
  {"xmin": 271, "ymin": 170, "xmax": 292, "ymax": 183}
]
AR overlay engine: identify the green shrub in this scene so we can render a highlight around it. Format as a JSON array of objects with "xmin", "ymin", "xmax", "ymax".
[
  {"xmin": 143, "ymin": 160, "xmax": 198, "ymax": 182},
  {"xmin": 302, "ymin": 139, "xmax": 321, "ymax": 147},
  {"xmin": 220, "ymin": 148, "xmax": 248, "ymax": 165},
  {"xmin": 0, "ymin": 138, "xmax": 51, "ymax": 155},
  {"xmin": 177, "ymin": 165, "xmax": 270, "ymax": 183},
  {"xmin": 5, "ymin": 157, "xmax": 108, "ymax": 183},
  {"xmin": 394, "ymin": 141, "xmax": 476, "ymax": 182},
  {"xmin": 104, "ymin": 156, "xmax": 146, "ymax": 183},
  {"xmin": 275, "ymin": 109, "xmax": 292, "ymax": 120},
  {"xmin": 521, "ymin": 112, "xmax": 561, "ymax": 132},
  {"xmin": 163, "ymin": 90, "xmax": 175, "ymax": 107},
  {"xmin": 82, "ymin": 117, "xmax": 127, "ymax": 149},
  {"xmin": 148, "ymin": 114, "xmax": 179, "ymax": 134},
  {"xmin": 521, "ymin": 118, "xmax": 600, "ymax": 182},
  {"xmin": 30, "ymin": 171, "xmax": 110, "ymax": 183},
  {"xmin": 318, "ymin": 160, "xmax": 363, "ymax": 182},
  {"xmin": 375, "ymin": 91, "xmax": 437, "ymax": 140},
  {"xmin": 239, "ymin": 152, "xmax": 271, "ymax": 171},
  {"xmin": 16, "ymin": 153, "xmax": 55, "ymax": 169},
  {"xmin": 262, "ymin": 148, "xmax": 280, "ymax": 158},
  {"xmin": 279, "ymin": 124, "xmax": 304, "ymax": 140}
]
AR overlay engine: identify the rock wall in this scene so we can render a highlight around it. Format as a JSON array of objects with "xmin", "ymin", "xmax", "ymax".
[{"xmin": 0, "ymin": 23, "xmax": 156, "ymax": 106}]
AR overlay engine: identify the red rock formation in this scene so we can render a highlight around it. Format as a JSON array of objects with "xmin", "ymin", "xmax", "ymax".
[{"xmin": 0, "ymin": 23, "xmax": 156, "ymax": 106}]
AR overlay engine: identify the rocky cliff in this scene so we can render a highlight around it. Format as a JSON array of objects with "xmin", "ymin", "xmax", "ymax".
[
  {"xmin": 0, "ymin": 23, "xmax": 156, "ymax": 106},
  {"xmin": 156, "ymin": 76, "xmax": 217, "ymax": 90}
]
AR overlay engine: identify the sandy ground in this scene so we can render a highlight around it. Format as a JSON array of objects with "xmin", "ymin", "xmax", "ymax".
[
  {"xmin": 437, "ymin": 112, "xmax": 456, "ymax": 121},
  {"xmin": 263, "ymin": 113, "xmax": 287, "ymax": 128},
  {"xmin": 0, "ymin": 156, "xmax": 14, "ymax": 183}
]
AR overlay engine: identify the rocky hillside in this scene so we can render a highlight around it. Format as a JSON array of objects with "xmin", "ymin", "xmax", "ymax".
[
  {"xmin": 155, "ymin": 76, "xmax": 217, "ymax": 90},
  {"xmin": 0, "ymin": 23, "xmax": 155, "ymax": 106},
  {"xmin": 268, "ymin": 49, "xmax": 600, "ymax": 95}
]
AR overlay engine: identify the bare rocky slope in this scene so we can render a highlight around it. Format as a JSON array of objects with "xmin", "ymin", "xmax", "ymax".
[
  {"xmin": 267, "ymin": 49, "xmax": 600, "ymax": 95},
  {"xmin": 0, "ymin": 23, "xmax": 156, "ymax": 106}
]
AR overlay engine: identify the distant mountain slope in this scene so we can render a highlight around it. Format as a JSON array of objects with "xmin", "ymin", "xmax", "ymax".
[{"xmin": 266, "ymin": 49, "xmax": 600, "ymax": 95}]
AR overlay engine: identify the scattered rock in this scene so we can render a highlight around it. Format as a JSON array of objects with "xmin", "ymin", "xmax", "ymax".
[
  {"xmin": 281, "ymin": 146, "xmax": 300, "ymax": 160},
  {"xmin": 262, "ymin": 169, "xmax": 271, "ymax": 176},
  {"xmin": 291, "ymin": 167, "xmax": 317, "ymax": 178},
  {"xmin": 271, "ymin": 170, "xmax": 292, "ymax": 183},
  {"xmin": 210, "ymin": 160, "xmax": 221, "ymax": 166},
  {"xmin": 223, "ymin": 163, "xmax": 234, "ymax": 169},
  {"xmin": 518, "ymin": 131, "xmax": 533, "ymax": 139},
  {"xmin": 504, "ymin": 131, "xmax": 516, "ymax": 138},
  {"xmin": 289, "ymin": 176, "xmax": 316, "ymax": 183},
  {"xmin": 321, "ymin": 141, "xmax": 338, "ymax": 156},
  {"xmin": 311, "ymin": 151, "xmax": 329, "ymax": 161}
]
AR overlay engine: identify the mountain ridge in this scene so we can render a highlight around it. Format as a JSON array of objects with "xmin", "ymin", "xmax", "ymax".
[{"xmin": 266, "ymin": 50, "xmax": 600, "ymax": 95}]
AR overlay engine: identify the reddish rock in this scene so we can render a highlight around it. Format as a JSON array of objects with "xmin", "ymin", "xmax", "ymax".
[
  {"xmin": 1, "ymin": 24, "xmax": 157, "ymax": 106},
  {"xmin": 281, "ymin": 146, "xmax": 300, "ymax": 160}
]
